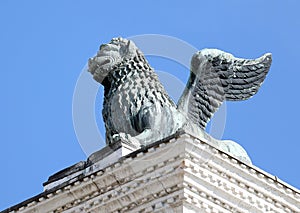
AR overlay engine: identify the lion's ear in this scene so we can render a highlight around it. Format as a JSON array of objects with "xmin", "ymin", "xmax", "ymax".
[
  {"xmin": 126, "ymin": 40, "xmax": 131, "ymax": 49},
  {"xmin": 122, "ymin": 40, "xmax": 138, "ymax": 58},
  {"xmin": 127, "ymin": 40, "xmax": 135, "ymax": 53}
]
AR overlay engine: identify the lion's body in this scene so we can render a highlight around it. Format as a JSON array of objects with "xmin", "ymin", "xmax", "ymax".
[{"xmin": 102, "ymin": 55, "xmax": 183, "ymax": 145}]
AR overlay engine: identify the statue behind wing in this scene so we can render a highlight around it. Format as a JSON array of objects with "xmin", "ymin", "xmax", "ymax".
[{"xmin": 88, "ymin": 37, "xmax": 272, "ymax": 164}]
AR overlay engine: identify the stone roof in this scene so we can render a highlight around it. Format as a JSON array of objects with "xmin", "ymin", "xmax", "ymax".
[{"xmin": 2, "ymin": 130, "xmax": 300, "ymax": 212}]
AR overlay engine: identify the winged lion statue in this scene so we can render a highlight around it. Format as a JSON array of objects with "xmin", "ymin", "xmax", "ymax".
[{"xmin": 88, "ymin": 37, "xmax": 272, "ymax": 164}]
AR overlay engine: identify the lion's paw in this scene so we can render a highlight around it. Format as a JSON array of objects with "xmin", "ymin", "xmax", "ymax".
[{"xmin": 112, "ymin": 133, "xmax": 141, "ymax": 148}]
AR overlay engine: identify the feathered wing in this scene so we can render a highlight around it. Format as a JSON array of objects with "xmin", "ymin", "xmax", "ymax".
[{"xmin": 177, "ymin": 49, "xmax": 272, "ymax": 129}]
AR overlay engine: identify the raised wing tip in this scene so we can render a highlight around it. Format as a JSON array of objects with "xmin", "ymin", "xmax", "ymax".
[
  {"xmin": 257, "ymin": 53, "xmax": 272, "ymax": 65},
  {"xmin": 263, "ymin": 53, "xmax": 272, "ymax": 61}
]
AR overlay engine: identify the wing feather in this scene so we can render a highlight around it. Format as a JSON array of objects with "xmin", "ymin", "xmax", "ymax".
[{"xmin": 178, "ymin": 49, "xmax": 272, "ymax": 129}]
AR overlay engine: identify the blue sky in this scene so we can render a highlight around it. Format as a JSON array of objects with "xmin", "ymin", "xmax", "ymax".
[{"xmin": 1, "ymin": 0, "xmax": 300, "ymax": 210}]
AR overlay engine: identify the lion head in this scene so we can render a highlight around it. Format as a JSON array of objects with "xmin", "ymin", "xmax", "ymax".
[{"xmin": 88, "ymin": 37, "xmax": 139, "ymax": 84}]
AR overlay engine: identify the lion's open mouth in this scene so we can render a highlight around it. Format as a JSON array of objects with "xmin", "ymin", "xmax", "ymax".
[{"xmin": 88, "ymin": 56, "xmax": 111, "ymax": 74}]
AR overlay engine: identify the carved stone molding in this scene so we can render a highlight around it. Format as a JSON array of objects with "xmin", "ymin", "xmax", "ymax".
[{"xmin": 3, "ymin": 131, "xmax": 300, "ymax": 213}]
